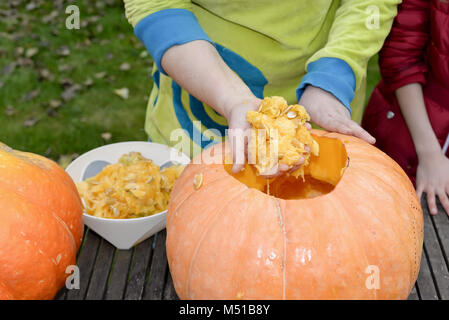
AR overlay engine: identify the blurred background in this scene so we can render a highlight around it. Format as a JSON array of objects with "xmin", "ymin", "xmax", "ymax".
[{"xmin": 0, "ymin": 0, "xmax": 381, "ymax": 168}]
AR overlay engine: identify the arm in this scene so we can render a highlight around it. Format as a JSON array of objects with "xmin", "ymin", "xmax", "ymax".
[
  {"xmin": 379, "ymin": 0, "xmax": 448, "ymax": 214},
  {"xmin": 162, "ymin": 41, "xmax": 261, "ymax": 173},
  {"xmin": 396, "ymin": 84, "xmax": 449, "ymax": 215},
  {"xmin": 379, "ymin": 0, "xmax": 430, "ymax": 90},
  {"xmin": 124, "ymin": 0, "xmax": 261, "ymax": 172},
  {"xmin": 299, "ymin": 0, "xmax": 401, "ymax": 144}
]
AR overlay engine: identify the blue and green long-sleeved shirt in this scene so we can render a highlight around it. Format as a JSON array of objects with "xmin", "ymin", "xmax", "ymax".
[{"xmin": 124, "ymin": 0, "xmax": 400, "ymax": 156}]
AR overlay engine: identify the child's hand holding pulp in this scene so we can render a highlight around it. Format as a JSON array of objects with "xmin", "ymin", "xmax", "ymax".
[{"xmin": 221, "ymin": 95, "xmax": 262, "ymax": 174}]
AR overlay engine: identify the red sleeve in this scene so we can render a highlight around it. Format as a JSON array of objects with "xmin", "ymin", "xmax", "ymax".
[{"xmin": 379, "ymin": 0, "xmax": 430, "ymax": 91}]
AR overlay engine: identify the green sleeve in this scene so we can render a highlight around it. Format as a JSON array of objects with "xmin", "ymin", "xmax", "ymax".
[
  {"xmin": 307, "ymin": 0, "xmax": 401, "ymax": 91},
  {"xmin": 123, "ymin": 0, "xmax": 192, "ymax": 27}
]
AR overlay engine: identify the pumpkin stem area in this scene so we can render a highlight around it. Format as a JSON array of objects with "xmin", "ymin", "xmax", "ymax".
[{"xmin": 225, "ymin": 135, "xmax": 348, "ymax": 199}]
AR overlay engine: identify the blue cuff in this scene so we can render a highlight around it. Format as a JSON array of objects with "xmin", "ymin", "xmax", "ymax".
[
  {"xmin": 134, "ymin": 8, "xmax": 213, "ymax": 75},
  {"xmin": 296, "ymin": 57, "xmax": 356, "ymax": 115}
]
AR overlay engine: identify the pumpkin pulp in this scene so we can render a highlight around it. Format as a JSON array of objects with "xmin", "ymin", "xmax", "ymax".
[{"xmin": 225, "ymin": 135, "xmax": 347, "ymax": 199}]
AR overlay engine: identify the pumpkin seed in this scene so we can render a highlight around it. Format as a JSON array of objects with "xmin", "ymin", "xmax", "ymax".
[
  {"xmin": 280, "ymin": 105, "xmax": 293, "ymax": 116},
  {"xmin": 286, "ymin": 110, "xmax": 297, "ymax": 119},
  {"xmin": 145, "ymin": 176, "xmax": 153, "ymax": 184},
  {"xmin": 193, "ymin": 173, "xmax": 203, "ymax": 190},
  {"xmin": 111, "ymin": 206, "xmax": 119, "ymax": 217}
]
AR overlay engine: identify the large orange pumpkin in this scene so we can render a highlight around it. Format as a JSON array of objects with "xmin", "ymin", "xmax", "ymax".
[
  {"xmin": 0, "ymin": 143, "xmax": 84, "ymax": 300},
  {"xmin": 167, "ymin": 130, "xmax": 423, "ymax": 300}
]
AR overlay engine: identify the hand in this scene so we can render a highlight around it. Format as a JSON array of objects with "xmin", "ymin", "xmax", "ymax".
[
  {"xmin": 416, "ymin": 152, "xmax": 449, "ymax": 215},
  {"xmin": 222, "ymin": 95, "xmax": 262, "ymax": 173},
  {"xmin": 225, "ymin": 96, "xmax": 312, "ymax": 177},
  {"xmin": 299, "ymin": 85, "xmax": 376, "ymax": 144}
]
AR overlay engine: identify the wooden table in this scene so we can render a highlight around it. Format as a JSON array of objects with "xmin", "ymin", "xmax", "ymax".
[{"xmin": 56, "ymin": 197, "xmax": 449, "ymax": 300}]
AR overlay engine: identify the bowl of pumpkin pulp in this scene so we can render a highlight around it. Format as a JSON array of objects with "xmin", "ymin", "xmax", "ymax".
[{"xmin": 65, "ymin": 142, "xmax": 190, "ymax": 249}]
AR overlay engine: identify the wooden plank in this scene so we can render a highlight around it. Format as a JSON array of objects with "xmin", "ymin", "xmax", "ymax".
[
  {"xmin": 421, "ymin": 196, "xmax": 449, "ymax": 299},
  {"xmin": 54, "ymin": 288, "xmax": 67, "ymax": 300},
  {"xmin": 416, "ymin": 245, "xmax": 439, "ymax": 300},
  {"xmin": 85, "ymin": 239, "xmax": 115, "ymax": 300},
  {"xmin": 428, "ymin": 200, "xmax": 449, "ymax": 269},
  {"xmin": 104, "ymin": 248, "xmax": 133, "ymax": 300},
  {"xmin": 54, "ymin": 228, "xmax": 90, "ymax": 300},
  {"xmin": 124, "ymin": 237, "xmax": 154, "ymax": 300},
  {"xmin": 66, "ymin": 229, "xmax": 101, "ymax": 300},
  {"xmin": 427, "ymin": 198, "xmax": 449, "ymax": 299},
  {"xmin": 163, "ymin": 271, "xmax": 179, "ymax": 300},
  {"xmin": 408, "ymin": 286, "xmax": 419, "ymax": 300},
  {"xmin": 143, "ymin": 231, "xmax": 168, "ymax": 300}
]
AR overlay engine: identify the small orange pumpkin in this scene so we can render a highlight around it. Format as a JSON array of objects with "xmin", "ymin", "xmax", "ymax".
[
  {"xmin": 167, "ymin": 130, "xmax": 423, "ymax": 300},
  {"xmin": 0, "ymin": 143, "xmax": 84, "ymax": 300}
]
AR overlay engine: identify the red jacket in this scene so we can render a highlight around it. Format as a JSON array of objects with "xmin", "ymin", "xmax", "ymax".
[{"xmin": 363, "ymin": 0, "xmax": 449, "ymax": 185}]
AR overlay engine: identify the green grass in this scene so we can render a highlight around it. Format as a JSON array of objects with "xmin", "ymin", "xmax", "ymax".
[
  {"xmin": 0, "ymin": 0, "xmax": 153, "ymax": 163},
  {"xmin": 0, "ymin": 0, "xmax": 382, "ymax": 166}
]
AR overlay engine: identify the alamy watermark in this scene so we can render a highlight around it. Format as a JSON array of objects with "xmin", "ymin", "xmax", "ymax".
[
  {"xmin": 65, "ymin": 265, "xmax": 80, "ymax": 290},
  {"xmin": 365, "ymin": 5, "xmax": 380, "ymax": 30},
  {"xmin": 365, "ymin": 265, "xmax": 381, "ymax": 290},
  {"xmin": 65, "ymin": 5, "xmax": 80, "ymax": 30}
]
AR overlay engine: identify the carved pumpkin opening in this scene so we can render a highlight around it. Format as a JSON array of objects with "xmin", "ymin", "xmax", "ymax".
[{"xmin": 225, "ymin": 135, "xmax": 348, "ymax": 199}]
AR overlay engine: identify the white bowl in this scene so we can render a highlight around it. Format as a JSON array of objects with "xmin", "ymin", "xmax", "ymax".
[{"xmin": 65, "ymin": 141, "xmax": 191, "ymax": 250}]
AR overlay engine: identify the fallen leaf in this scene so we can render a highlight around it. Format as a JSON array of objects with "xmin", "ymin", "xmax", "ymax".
[
  {"xmin": 44, "ymin": 147, "xmax": 52, "ymax": 157},
  {"xmin": 4, "ymin": 105, "xmax": 16, "ymax": 116},
  {"xmin": 49, "ymin": 99, "xmax": 62, "ymax": 109},
  {"xmin": 58, "ymin": 64, "xmax": 72, "ymax": 72},
  {"xmin": 14, "ymin": 47, "xmax": 24, "ymax": 56},
  {"xmin": 134, "ymin": 42, "xmax": 144, "ymax": 49},
  {"xmin": 57, "ymin": 46, "xmax": 70, "ymax": 57},
  {"xmin": 83, "ymin": 78, "xmax": 93, "ymax": 86},
  {"xmin": 42, "ymin": 10, "xmax": 58, "ymax": 23},
  {"xmin": 95, "ymin": 2, "xmax": 106, "ymax": 9},
  {"xmin": 61, "ymin": 84, "xmax": 81, "ymax": 101},
  {"xmin": 59, "ymin": 78, "xmax": 74, "ymax": 87},
  {"xmin": 22, "ymin": 89, "xmax": 40, "ymax": 101},
  {"xmin": 139, "ymin": 50, "xmax": 149, "ymax": 58},
  {"xmin": 114, "ymin": 88, "xmax": 129, "ymax": 100},
  {"xmin": 39, "ymin": 40, "xmax": 50, "ymax": 48},
  {"xmin": 119, "ymin": 62, "xmax": 131, "ymax": 71},
  {"xmin": 25, "ymin": 47, "xmax": 39, "ymax": 58},
  {"xmin": 2, "ymin": 63, "xmax": 16, "ymax": 75},
  {"xmin": 38, "ymin": 68, "xmax": 52, "ymax": 80},
  {"xmin": 101, "ymin": 132, "xmax": 112, "ymax": 141},
  {"xmin": 25, "ymin": 2, "xmax": 37, "ymax": 11},
  {"xmin": 94, "ymin": 71, "xmax": 107, "ymax": 79},
  {"xmin": 23, "ymin": 117, "xmax": 39, "ymax": 127},
  {"xmin": 16, "ymin": 58, "xmax": 33, "ymax": 67},
  {"xmin": 58, "ymin": 154, "xmax": 79, "ymax": 169},
  {"xmin": 46, "ymin": 107, "xmax": 59, "ymax": 117}
]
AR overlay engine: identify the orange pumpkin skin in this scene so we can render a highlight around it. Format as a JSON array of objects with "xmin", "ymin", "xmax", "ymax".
[
  {"xmin": 167, "ymin": 130, "xmax": 423, "ymax": 300},
  {"xmin": 0, "ymin": 144, "xmax": 84, "ymax": 300}
]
